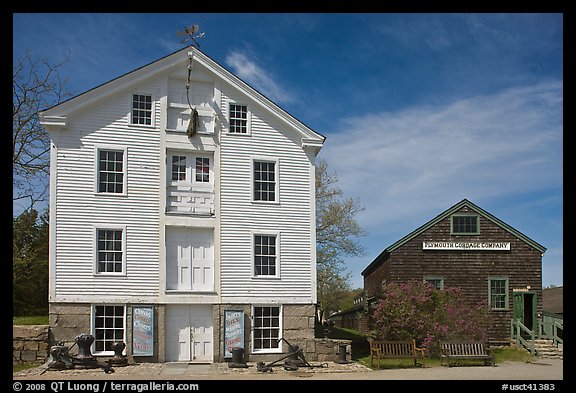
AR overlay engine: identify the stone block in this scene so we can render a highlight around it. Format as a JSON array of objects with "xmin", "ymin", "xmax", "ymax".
[
  {"xmin": 52, "ymin": 313, "xmax": 91, "ymax": 329},
  {"xmin": 50, "ymin": 304, "xmax": 91, "ymax": 315},
  {"xmin": 50, "ymin": 327, "xmax": 86, "ymax": 344},
  {"xmin": 13, "ymin": 325, "xmax": 49, "ymax": 341},
  {"xmin": 23, "ymin": 341, "xmax": 39, "ymax": 351},
  {"xmin": 20, "ymin": 350, "xmax": 37, "ymax": 362},
  {"xmin": 13, "ymin": 341, "xmax": 25, "ymax": 351},
  {"xmin": 283, "ymin": 304, "xmax": 315, "ymax": 318},
  {"xmin": 284, "ymin": 316, "xmax": 312, "ymax": 330},
  {"xmin": 304, "ymin": 339, "xmax": 316, "ymax": 353}
]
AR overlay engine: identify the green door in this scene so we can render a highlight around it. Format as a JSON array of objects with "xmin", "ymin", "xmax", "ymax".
[{"xmin": 513, "ymin": 292, "xmax": 537, "ymax": 331}]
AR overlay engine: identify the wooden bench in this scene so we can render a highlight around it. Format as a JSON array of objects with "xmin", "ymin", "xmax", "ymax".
[
  {"xmin": 440, "ymin": 341, "xmax": 495, "ymax": 367},
  {"xmin": 368, "ymin": 338, "xmax": 426, "ymax": 369}
]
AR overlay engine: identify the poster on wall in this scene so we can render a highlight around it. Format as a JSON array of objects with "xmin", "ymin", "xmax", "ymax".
[
  {"xmin": 132, "ymin": 306, "xmax": 154, "ymax": 356},
  {"xmin": 224, "ymin": 310, "xmax": 244, "ymax": 358}
]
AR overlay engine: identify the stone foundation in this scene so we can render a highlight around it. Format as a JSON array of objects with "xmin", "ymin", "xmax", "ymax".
[{"xmin": 49, "ymin": 302, "xmax": 325, "ymax": 364}]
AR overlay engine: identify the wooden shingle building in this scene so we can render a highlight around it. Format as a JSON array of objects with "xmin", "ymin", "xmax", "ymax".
[{"xmin": 355, "ymin": 199, "xmax": 546, "ymax": 344}]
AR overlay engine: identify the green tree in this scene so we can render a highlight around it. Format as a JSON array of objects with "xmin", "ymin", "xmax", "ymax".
[
  {"xmin": 13, "ymin": 50, "xmax": 70, "ymax": 213},
  {"xmin": 13, "ymin": 209, "xmax": 49, "ymax": 316},
  {"xmin": 317, "ymin": 267, "xmax": 352, "ymax": 321},
  {"xmin": 315, "ymin": 159, "xmax": 366, "ymax": 322}
]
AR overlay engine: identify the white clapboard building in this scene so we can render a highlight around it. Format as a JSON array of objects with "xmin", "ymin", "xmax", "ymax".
[{"xmin": 40, "ymin": 46, "xmax": 325, "ymax": 363}]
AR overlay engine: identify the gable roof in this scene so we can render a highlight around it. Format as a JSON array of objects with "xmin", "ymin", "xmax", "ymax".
[
  {"xmin": 362, "ymin": 198, "xmax": 547, "ymax": 276},
  {"xmin": 39, "ymin": 46, "xmax": 325, "ymax": 146}
]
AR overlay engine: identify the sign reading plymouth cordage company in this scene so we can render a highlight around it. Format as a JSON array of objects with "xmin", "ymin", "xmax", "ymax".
[{"xmin": 422, "ymin": 241, "xmax": 510, "ymax": 251}]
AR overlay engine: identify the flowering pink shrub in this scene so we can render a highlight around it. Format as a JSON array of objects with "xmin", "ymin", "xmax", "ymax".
[{"xmin": 371, "ymin": 280, "xmax": 490, "ymax": 356}]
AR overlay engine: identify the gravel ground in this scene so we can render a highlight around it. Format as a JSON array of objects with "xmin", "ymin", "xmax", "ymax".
[{"xmin": 13, "ymin": 358, "xmax": 563, "ymax": 381}]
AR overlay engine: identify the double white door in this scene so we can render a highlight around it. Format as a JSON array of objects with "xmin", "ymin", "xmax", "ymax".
[
  {"xmin": 166, "ymin": 227, "xmax": 214, "ymax": 292},
  {"xmin": 166, "ymin": 305, "xmax": 213, "ymax": 362}
]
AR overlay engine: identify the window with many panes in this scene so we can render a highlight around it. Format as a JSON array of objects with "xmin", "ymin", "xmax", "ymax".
[
  {"xmin": 253, "ymin": 160, "xmax": 277, "ymax": 202},
  {"xmin": 97, "ymin": 149, "xmax": 125, "ymax": 194},
  {"xmin": 451, "ymin": 215, "xmax": 479, "ymax": 235},
  {"xmin": 253, "ymin": 306, "xmax": 281, "ymax": 352},
  {"xmin": 94, "ymin": 305, "xmax": 125, "ymax": 353},
  {"xmin": 229, "ymin": 103, "xmax": 248, "ymax": 133},
  {"xmin": 254, "ymin": 234, "xmax": 277, "ymax": 276},
  {"xmin": 171, "ymin": 156, "xmax": 186, "ymax": 181},
  {"xmin": 170, "ymin": 155, "xmax": 211, "ymax": 184},
  {"xmin": 489, "ymin": 277, "xmax": 508, "ymax": 310},
  {"xmin": 131, "ymin": 94, "xmax": 152, "ymax": 125},
  {"xmin": 96, "ymin": 229, "xmax": 124, "ymax": 274}
]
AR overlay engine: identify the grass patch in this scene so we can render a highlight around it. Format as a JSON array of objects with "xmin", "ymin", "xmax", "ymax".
[
  {"xmin": 13, "ymin": 363, "xmax": 41, "ymax": 373},
  {"xmin": 356, "ymin": 355, "xmax": 438, "ymax": 369},
  {"xmin": 13, "ymin": 316, "xmax": 49, "ymax": 325},
  {"xmin": 316, "ymin": 325, "xmax": 368, "ymax": 341},
  {"xmin": 493, "ymin": 346, "xmax": 535, "ymax": 363},
  {"xmin": 356, "ymin": 346, "xmax": 534, "ymax": 370}
]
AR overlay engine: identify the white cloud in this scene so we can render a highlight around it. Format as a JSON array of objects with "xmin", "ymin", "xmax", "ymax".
[
  {"xmin": 319, "ymin": 80, "xmax": 563, "ymax": 233},
  {"xmin": 224, "ymin": 50, "xmax": 294, "ymax": 104}
]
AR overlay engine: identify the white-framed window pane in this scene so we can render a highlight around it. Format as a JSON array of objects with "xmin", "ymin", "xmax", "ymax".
[
  {"xmin": 254, "ymin": 161, "xmax": 276, "ymax": 201},
  {"xmin": 490, "ymin": 279, "xmax": 508, "ymax": 309},
  {"xmin": 254, "ymin": 235, "xmax": 276, "ymax": 276},
  {"xmin": 94, "ymin": 305, "xmax": 125, "ymax": 353},
  {"xmin": 229, "ymin": 104, "xmax": 247, "ymax": 133},
  {"xmin": 195, "ymin": 157, "xmax": 210, "ymax": 182},
  {"xmin": 132, "ymin": 94, "xmax": 152, "ymax": 125},
  {"xmin": 253, "ymin": 306, "xmax": 280, "ymax": 351},
  {"xmin": 98, "ymin": 150, "xmax": 124, "ymax": 193},
  {"xmin": 97, "ymin": 229, "xmax": 123, "ymax": 273},
  {"xmin": 171, "ymin": 155, "xmax": 187, "ymax": 181}
]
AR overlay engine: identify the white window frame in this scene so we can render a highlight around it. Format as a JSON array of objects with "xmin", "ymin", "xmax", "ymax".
[
  {"xmin": 423, "ymin": 276, "xmax": 444, "ymax": 290},
  {"xmin": 93, "ymin": 224, "xmax": 127, "ymax": 276},
  {"xmin": 251, "ymin": 157, "xmax": 280, "ymax": 204},
  {"xmin": 168, "ymin": 152, "xmax": 214, "ymax": 187},
  {"xmin": 170, "ymin": 154, "xmax": 187, "ymax": 182},
  {"xmin": 251, "ymin": 305, "xmax": 283, "ymax": 354},
  {"xmin": 129, "ymin": 92, "xmax": 155, "ymax": 128},
  {"xmin": 227, "ymin": 101, "xmax": 251, "ymax": 135},
  {"xmin": 251, "ymin": 231, "xmax": 281, "ymax": 279},
  {"xmin": 92, "ymin": 304, "xmax": 126, "ymax": 356},
  {"xmin": 194, "ymin": 156, "xmax": 211, "ymax": 183},
  {"xmin": 94, "ymin": 145, "xmax": 128, "ymax": 196}
]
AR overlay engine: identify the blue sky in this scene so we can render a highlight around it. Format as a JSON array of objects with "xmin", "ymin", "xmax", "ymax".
[{"xmin": 13, "ymin": 13, "xmax": 563, "ymax": 289}]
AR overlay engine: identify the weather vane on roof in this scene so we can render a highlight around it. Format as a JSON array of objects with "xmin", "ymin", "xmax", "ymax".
[{"xmin": 177, "ymin": 24, "xmax": 205, "ymax": 48}]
